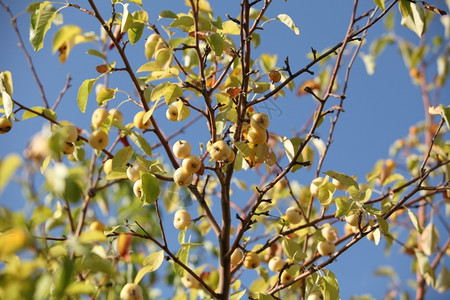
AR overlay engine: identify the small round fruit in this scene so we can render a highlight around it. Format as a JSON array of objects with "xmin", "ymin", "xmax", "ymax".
[
  {"xmin": 182, "ymin": 155, "xmax": 202, "ymax": 174},
  {"xmin": 310, "ymin": 177, "xmax": 324, "ymax": 198},
  {"xmin": 62, "ymin": 142, "xmax": 75, "ymax": 155},
  {"xmin": 91, "ymin": 108, "xmax": 108, "ymax": 128},
  {"xmin": 166, "ymin": 103, "xmax": 178, "ymax": 121},
  {"xmin": 109, "ymin": 108, "xmax": 124, "ymax": 122},
  {"xmin": 225, "ymin": 150, "xmax": 235, "ymax": 164},
  {"xmin": 250, "ymin": 113, "xmax": 270, "ymax": 131},
  {"xmin": 181, "ymin": 273, "xmax": 201, "ymax": 289},
  {"xmin": 230, "ymin": 248, "xmax": 244, "ymax": 265},
  {"xmin": 268, "ymin": 256, "xmax": 284, "ymax": 272},
  {"xmin": 173, "ymin": 140, "xmax": 192, "ymax": 159},
  {"xmin": 321, "ymin": 224, "xmax": 338, "ymax": 242},
  {"xmin": 103, "ymin": 159, "xmax": 113, "ymax": 174},
  {"xmin": 269, "ymin": 70, "xmax": 281, "ymax": 83},
  {"xmin": 0, "ymin": 116, "xmax": 12, "ymax": 134},
  {"xmin": 133, "ymin": 111, "xmax": 152, "ymax": 129},
  {"xmin": 173, "ymin": 209, "xmax": 191, "ymax": 230},
  {"xmin": 280, "ymin": 270, "xmax": 293, "ymax": 284},
  {"xmin": 285, "ymin": 206, "xmax": 303, "ymax": 225},
  {"xmin": 62, "ymin": 124, "xmax": 78, "ymax": 143},
  {"xmin": 307, "ymin": 291, "xmax": 323, "ymax": 300},
  {"xmin": 88, "ymin": 130, "xmax": 109, "ymax": 150},
  {"xmin": 317, "ymin": 241, "xmax": 335, "ymax": 256},
  {"xmin": 120, "ymin": 283, "xmax": 143, "ymax": 300},
  {"xmin": 126, "ymin": 161, "xmax": 147, "ymax": 182},
  {"xmin": 133, "ymin": 179, "xmax": 142, "ymax": 198},
  {"xmin": 89, "ymin": 221, "xmax": 105, "ymax": 232},
  {"xmin": 209, "ymin": 140, "xmax": 232, "ymax": 161},
  {"xmin": 247, "ymin": 128, "xmax": 267, "ymax": 145},
  {"xmin": 243, "ymin": 252, "xmax": 260, "ymax": 269},
  {"xmin": 173, "ymin": 167, "xmax": 193, "ymax": 187},
  {"xmin": 345, "ymin": 213, "xmax": 359, "ymax": 227}
]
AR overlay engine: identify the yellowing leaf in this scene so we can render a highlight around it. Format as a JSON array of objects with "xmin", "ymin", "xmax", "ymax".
[
  {"xmin": 399, "ymin": 0, "xmax": 427, "ymax": 37},
  {"xmin": 277, "ymin": 14, "xmax": 300, "ymax": 35},
  {"xmin": 0, "ymin": 154, "xmax": 22, "ymax": 195},
  {"xmin": 77, "ymin": 78, "xmax": 98, "ymax": 113},
  {"xmin": 134, "ymin": 250, "xmax": 164, "ymax": 284},
  {"xmin": 219, "ymin": 21, "xmax": 240, "ymax": 35},
  {"xmin": 79, "ymin": 230, "xmax": 106, "ymax": 243}
]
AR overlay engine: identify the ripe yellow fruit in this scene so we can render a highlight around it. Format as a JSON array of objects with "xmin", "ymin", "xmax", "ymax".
[
  {"xmin": 89, "ymin": 221, "xmax": 105, "ymax": 232},
  {"xmin": 88, "ymin": 130, "xmax": 109, "ymax": 150},
  {"xmin": 209, "ymin": 140, "xmax": 232, "ymax": 161},
  {"xmin": 345, "ymin": 213, "xmax": 359, "ymax": 227},
  {"xmin": 285, "ymin": 206, "xmax": 303, "ymax": 225},
  {"xmin": 307, "ymin": 291, "xmax": 323, "ymax": 300},
  {"xmin": 133, "ymin": 179, "xmax": 143, "ymax": 198},
  {"xmin": 181, "ymin": 273, "xmax": 201, "ymax": 289},
  {"xmin": 0, "ymin": 116, "xmax": 12, "ymax": 134},
  {"xmin": 133, "ymin": 111, "xmax": 152, "ymax": 129},
  {"xmin": 103, "ymin": 159, "xmax": 113, "ymax": 174},
  {"xmin": 243, "ymin": 252, "xmax": 260, "ymax": 269},
  {"xmin": 321, "ymin": 224, "xmax": 338, "ymax": 242},
  {"xmin": 91, "ymin": 108, "xmax": 108, "ymax": 128},
  {"xmin": 109, "ymin": 108, "xmax": 124, "ymax": 122},
  {"xmin": 173, "ymin": 167, "xmax": 193, "ymax": 187},
  {"xmin": 332, "ymin": 178, "xmax": 346, "ymax": 190},
  {"xmin": 126, "ymin": 161, "xmax": 147, "ymax": 182},
  {"xmin": 317, "ymin": 241, "xmax": 335, "ymax": 256},
  {"xmin": 269, "ymin": 70, "xmax": 281, "ymax": 83},
  {"xmin": 280, "ymin": 270, "xmax": 293, "ymax": 284},
  {"xmin": 230, "ymin": 248, "xmax": 244, "ymax": 265},
  {"xmin": 310, "ymin": 177, "xmax": 324, "ymax": 198},
  {"xmin": 173, "ymin": 140, "xmax": 192, "ymax": 159},
  {"xmin": 120, "ymin": 283, "xmax": 143, "ymax": 300},
  {"xmin": 225, "ymin": 149, "xmax": 235, "ymax": 164},
  {"xmin": 62, "ymin": 124, "xmax": 78, "ymax": 143},
  {"xmin": 247, "ymin": 128, "xmax": 267, "ymax": 145},
  {"xmin": 182, "ymin": 155, "xmax": 202, "ymax": 174},
  {"xmin": 166, "ymin": 103, "xmax": 178, "ymax": 121},
  {"xmin": 250, "ymin": 113, "xmax": 270, "ymax": 131},
  {"xmin": 268, "ymin": 256, "xmax": 284, "ymax": 272},
  {"xmin": 173, "ymin": 209, "xmax": 191, "ymax": 230},
  {"xmin": 62, "ymin": 142, "xmax": 75, "ymax": 155}
]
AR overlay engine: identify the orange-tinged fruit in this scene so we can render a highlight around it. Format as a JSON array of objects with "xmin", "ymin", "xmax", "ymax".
[
  {"xmin": 117, "ymin": 233, "xmax": 132, "ymax": 261},
  {"xmin": 0, "ymin": 116, "xmax": 12, "ymax": 134},
  {"xmin": 269, "ymin": 70, "xmax": 281, "ymax": 83},
  {"xmin": 243, "ymin": 252, "xmax": 260, "ymax": 269},
  {"xmin": 89, "ymin": 221, "xmax": 106, "ymax": 232},
  {"xmin": 88, "ymin": 130, "xmax": 109, "ymax": 150}
]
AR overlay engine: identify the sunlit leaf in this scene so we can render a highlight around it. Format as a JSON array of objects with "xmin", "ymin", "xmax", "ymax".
[
  {"xmin": 29, "ymin": 1, "xmax": 58, "ymax": 51},
  {"xmin": 96, "ymin": 88, "xmax": 117, "ymax": 105},
  {"xmin": 135, "ymin": 250, "xmax": 164, "ymax": 284},
  {"xmin": 374, "ymin": 0, "xmax": 385, "ymax": 11},
  {"xmin": 420, "ymin": 222, "xmax": 439, "ymax": 256},
  {"xmin": 399, "ymin": 0, "xmax": 427, "ymax": 37},
  {"xmin": 77, "ymin": 78, "xmax": 98, "ymax": 113},
  {"xmin": 276, "ymin": 14, "xmax": 300, "ymax": 35},
  {"xmin": 141, "ymin": 173, "xmax": 160, "ymax": 205},
  {"xmin": 0, "ymin": 154, "xmax": 22, "ymax": 195},
  {"xmin": 173, "ymin": 246, "xmax": 190, "ymax": 276},
  {"xmin": 129, "ymin": 131, "xmax": 152, "ymax": 156}
]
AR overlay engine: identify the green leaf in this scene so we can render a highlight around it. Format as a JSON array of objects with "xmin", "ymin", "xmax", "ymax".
[
  {"xmin": 324, "ymin": 170, "xmax": 358, "ymax": 190},
  {"xmin": 399, "ymin": 0, "xmax": 427, "ymax": 37},
  {"xmin": 276, "ymin": 14, "xmax": 300, "ymax": 35},
  {"xmin": 134, "ymin": 250, "xmax": 164, "ymax": 284},
  {"xmin": 281, "ymin": 237, "xmax": 306, "ymax": 262},
  {"xmin": 151, "ymin": 82, "xmax": 182, "ymax": 103},
  {"xmin": 414, "ymin": 249, "xmax": 436, "ymax": 286},
  {"xmin": 129, "ymin": 131, "xmax": 152, "ymax": 156},
  {"xmin": 30, "ymin": 206, "xmax": 53, "ymax": 225},
  {"xmin": 0, "ymin": 154, "xmax": 22, "ymax": 195},
  {"xmin": 440, "ymin": 104, "xmax": 450, "ymax": 130},
  {"xmin": 121, "ymin": 4, "xmax": 133, "ymax": 33},
  {"xmin": 159, "ymin": 10, "xmax": 178, "ymax": 19},
  {"xmin": 206, "ymin": 33, "xmax": 224, "ymax": 56},
  {"xmin": 140, "ymin": 173, "xmax": 160, "ymax": 205},
  {"xmin": 259, "ymin": 54, "xmax": 277, "ymax": 73},
  {"xmin": 173, "ymin": 246, "xmax": 190, "ymax": 276},
  {"xmin": 65, "ymin": 282, "xmax": 96, "ymax": 296},
  {"xmin": 77, "ymin": 78, "xmax": 98, "ymax": 113},
  {"xmin": 112, "ymin": 0, "xmax": 142, "ymax": 6},
  {"xmin": 155, "ymin": 48, "xmax": 173, "ymax": 70},
  {"xmin": 258, "ymin": 293, "xmax": 276, "ymax": 300},
  {"xmin": 22, "ymin": 106, "xmax": 57, "ymax": 121},
  {"xmin": 129, "ymin": 22, "xmax": 145, "ymax": 45},
  {"xmin": 376, "ymin": 216, "xmax": 389, "ymax": 235},
  {"xmin": 86, "ymin": 49, "xmax": 106, "ymax": 60},
  {"xmin": 29, "ymin": 1, "xmax": 58, "ymax": 51},
  {"xmin": 96, "ymin": 88, "xmax": 117, "ymax": 106},
  {"xmin": 374, "ymin": 0, "xmax": 385, "ymax": 11},
  {"xmin": 112, "ymin": 146, "xmax": 132, "ymax": 169},
  {"xmin": 335, "ymin": 197, "xmax": 353, "ymax": 217},
  {"xmin": 230, "ymin": 290, "xmax": 246, "ymax": 300},
  {"xmin": 137, "ymin": 61, "xmax": 161, "ymax": 73},
  {"xmin": 405, "ymin": 206, "xmax": 422, "ymax": 233},
  {"xmin": 219, "ymin": 20, "xmax": 240, "ymax": 35}
]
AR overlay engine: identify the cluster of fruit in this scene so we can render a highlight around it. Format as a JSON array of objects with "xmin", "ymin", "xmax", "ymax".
[
  {"xmin": 207, "ymin": 139, "xmax": 235, "ymax": 163},
  {"xmin": 53, "ymin": 121, "xmax": 79, "ymax": 155},
  {"xmin": 88, "ymin": 108, "xmax": 123, "ymax": 150},
  {"xmin": 172, "ymin": 140, "xmax": 202, "ymax": 187},
  {"xmin": 245, "ymin": 112, "xmax": 270, "ymax": 145}
]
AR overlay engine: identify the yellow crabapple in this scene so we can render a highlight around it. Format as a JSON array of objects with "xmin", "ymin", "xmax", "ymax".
[
  {"xmin": 321, "ymin": 224, "xmax": 338, "ymax": 242},
  {"xmin": 250, "ymin": 113, "xmax": 270, "ymax": 131},
  {"xmin": 166, "ymin": 103, "xmax": 178, "ymax": 121},
  {"xmin": 91, "ymin": 108, "xmax": 108, "ymax": 128},
  {"xmin": 126, "ymin": 161, "xmax": 147, "ymax": 182},
  {"xmin": 119, "ymin": 283, "xmax": 143, "ymax": 300},
  {"xmin": 173, "ymin": 140, "xmax": 192, "ymax": 159},
  {"xmin": 133, "ymin": 179, "xmax": 143, "ymax": 198},
  {"xmin": 88, "ymin": 130, "xmax": 109, "ymax": 150},
  {"xmin": 285, "ymin": 206, "xmax": 303, "ymax": 225},
  {"xmin": 182, "ymin": 155, "xmax": 202, "ymax": 174},
  {"xmin": 317, "ymin": 241, "xmax": 335, "ymax": 256},
  {"xmin": 0, "ymin": 116, "xmax": 12, "ymax": 134},
  {"xmin": 209, "ymin": 140, "xmax": 232, "ymax": 161},
  {"xmin": 89, "ymin": 221, "xmax": 105, "ymax": 232},
  {"xmin": 268, "ymin": 256, "xmax": 284, "ymax": 272},
  {"xmin": 243, "ymin": 252, "xmax": 260, "ymax": 269},
  {"xmin": 133, "ymin": 111, "xmax": 152, "ymax": 129},
  {"xmin": 173, "ymin": 167, "xmax": 193, "ymax": 187},
  {"xmin": 230, "ymin": 248, "xmax": 244, "ymax": 265},
  {"xmin": 173, "ymin": 209, "xmax": 191, "ymax": 230},
  {"xmin": 247, "ymin": 128, "xmax": 267, "ymax": 145}
]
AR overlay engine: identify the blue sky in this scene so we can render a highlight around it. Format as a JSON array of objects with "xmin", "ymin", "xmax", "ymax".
[{"xmin": 1, "ymin": 0, "xmax": 449, "ymax": 299}]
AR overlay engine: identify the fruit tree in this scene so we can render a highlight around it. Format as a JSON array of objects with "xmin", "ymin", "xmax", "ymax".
[{"xmin": 0, "ymin": 0, "xmax": 449, "ymax": 299}]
